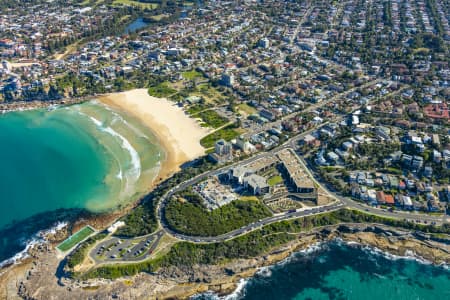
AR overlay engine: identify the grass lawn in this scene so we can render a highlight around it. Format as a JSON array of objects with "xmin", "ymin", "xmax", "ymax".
[
  {"xmin": 113, "ymin": 0, "xmax": 159, "ymax": 9},
  {"xmin": 431, "ymin": 233, "xmax": 450, "ymax": 239},
  {"xmin": 234, "ymin": 127, "xmax": 247, "ymax": 135},
  {"xmin": 413, "ymin": 47, "xmax": 430, "ymax": 55},
  {"xmin": 148, "ymin": 82, "xmax": 177, "ymax": 98},
  {"xmin": 197, "ymin": 110, "xmax": 229, "ymax": 128},
  {"xmin": 205, "ymin": 148, "xmax": 215, "ymax": 154},
  {"xmin": 149, "ymin": 14, "xmax": 169, "ymax": 21},
  {"xmin": 150, "ymin": 234, "xmax": 178, "ymax": 260},
  {"xmin": 238, "ymin": 103, "xmax": 257, "ymax": 115},
  {"xmin": 268, "ymin": 175, "xmax": 283, "ymax": 186},
  {"xmin": 186, "ymin": 104, "xmax": 212, "ymax": 115},
  {"xmin": 320, "ymin": 166, "xmax": 344, "ymax": 172},
  {"xmin": 182, "ymin": 70, "xmax": 203, "ymax": 80},
  {"xmin": 200, "ymin": 126, "xmax": 240, "ymax": 148},
  {"xmin": 57, "ymin": 226, "xmax": 95, "ymax": 252},
  {"xmin": 80, "ymin": 0, "xmax": 97, "ymax": 6},
  {"xmin": 192, "ymin": 84, "xmax": 225, "ymax": 103},
  {"xmin": 239, "ymin": 196, "xmax": 259, "ymax": 201},
  {"xmin": 382, "ymin": 167, "xmax": 403, "ymax": 175}
]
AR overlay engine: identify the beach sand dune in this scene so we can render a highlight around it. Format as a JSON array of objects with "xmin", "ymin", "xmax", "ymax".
[{"xmin": 99, "ymin": 89, "xmax": 210, "ymax": 180}]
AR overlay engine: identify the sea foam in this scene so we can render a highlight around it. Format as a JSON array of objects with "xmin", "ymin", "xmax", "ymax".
[
  {"xmin": 99, "ymin": 101, "xmax": 150, "ymax": 139},
  {"xmin": 191, "ymin": 238, "xmax": 449, "ymax": 299},
  {"xmin": 0, "ymin": 222, "xmax": 68, "ymax": 269},
  {"xmin": 74, "ymin": 110, "xmax": 142, "ymax": 197},
  {"xmin": 190, "ymin": 278, "xmax": 250, "ymax": 300}
]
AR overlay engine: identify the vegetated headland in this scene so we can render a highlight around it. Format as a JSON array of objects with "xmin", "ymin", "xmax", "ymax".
[{"xmin": 9, "ymin": 209, "xmax": 450, "ymax": 299}]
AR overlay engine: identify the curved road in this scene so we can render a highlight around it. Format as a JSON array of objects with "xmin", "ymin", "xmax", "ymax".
[
  {"xmin": 155, "ymin": 144, "xmax": 447, "ymax": 245},
  {"xmin": 89, "ymin": 130, "xmax": 447, "ymax": 264}
]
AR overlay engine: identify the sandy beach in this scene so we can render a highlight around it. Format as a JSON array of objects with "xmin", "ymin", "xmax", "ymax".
[{"xmin": 99, "ymin": 89, "xmax": 210, "ymax": 181}]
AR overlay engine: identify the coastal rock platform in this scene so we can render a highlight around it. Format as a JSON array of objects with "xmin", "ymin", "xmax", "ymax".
[{"xmin": 2, "ymin": 223, "xmax": 448, "ymax": 300}]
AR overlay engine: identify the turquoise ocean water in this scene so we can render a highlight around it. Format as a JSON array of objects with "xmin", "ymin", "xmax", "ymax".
[
  {"xmin": 0, "ymin": 101, "xmax": 164, "ymax": 264},
  {"xmin": 193, "ymin": 240, "xmax": 450, "ymax": 300}
]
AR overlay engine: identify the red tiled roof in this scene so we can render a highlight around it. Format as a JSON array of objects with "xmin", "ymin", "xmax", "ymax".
[
  {"xmin": 385, "ymin": 195, "xmax": 395, "ymax": 205},
  {"xmin": 376, "ymin": 191, "xmax": 386, "ymax": 203},
  {"xmin": 424, "ymin": 103, "xmax": 449, "ymax": 119}
]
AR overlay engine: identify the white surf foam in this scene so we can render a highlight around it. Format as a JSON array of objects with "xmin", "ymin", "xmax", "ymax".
[
  {"xmin": 222, "ymin": 278, "xmax": 249, "ymax": 300},
  {"xmin": 360, "ymin": 244, "xmax": 434, "ymax": 265},
  {"xmin": 100, "ymin": 122, "xmax": 141, "ymax": 181},
  {"xmin": 256, "ymin": 266, "xmax": 272, "ymax": 278},
  {"xmin": 0, "ymin": 238, "xmax": 42, "ymax": 269},
  {"xmin": 337, "ymin": 238, "xmax": 449, "ymax": 269},
  {"xmin": 90, "ymin": 115, "xmax": 142, "ymax": 196},
  {"xmin": 75, "ymin": 110, "xmax": 142, "ymax": 197},
  {"xmin": 274, "ymin": 241, "xmax": 326, "ymax": 268},
  {"xmin": 191, "ymin": 238, "xmax": 449, "ymax": 299},
  {"xmin": 0, "ymin": 222, "xmax": 68, "ymax": 269},
  {"xmin": 99, "ymin": 102, "xmax": 150, "ymax": 139}
]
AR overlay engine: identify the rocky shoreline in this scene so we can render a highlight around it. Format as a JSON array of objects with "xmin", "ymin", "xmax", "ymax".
[
  {"xmin": 0, "ymin": 97, "xmax": 89, "ymax": 114},
  {"xmin": 1, "ymin": 223, "xmax": 448, "ymax": 300}
]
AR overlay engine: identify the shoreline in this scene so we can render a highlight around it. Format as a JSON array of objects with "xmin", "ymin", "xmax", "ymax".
[
  {"xmin": 0, "ymin": 95, "xmax": 447, "ymax": 298},
  {"xmin": 0, "ymin": 90, "xmax": 208, "ymax": 272},
  {"xmin": 0, "ymin": 88, "xmax": 209, "ymax": 185},
  {"xmin": 3, "ymin": 223, "xmax": 448, "ymax": 299},
  {"xmin": 150, "ymin": 223, "xmax": 450, "ymax": 299},
  {"xmin": 0, "ymin": 97, "xmax": 87, "ymax": 114},
  {"xmin": 98, "ymin": 89, "xmax": 210, "ymax": 184}
]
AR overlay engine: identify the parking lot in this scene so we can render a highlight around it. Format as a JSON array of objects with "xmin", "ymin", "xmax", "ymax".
[{"xmin": 91, "ymin": 231, "xmax": 164, "ymax": 263}]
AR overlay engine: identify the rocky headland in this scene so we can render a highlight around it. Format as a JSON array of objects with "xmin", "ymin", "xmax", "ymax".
[{"xmin": 1, "ymin": 223, "xmax": 448, "ymax": 300}]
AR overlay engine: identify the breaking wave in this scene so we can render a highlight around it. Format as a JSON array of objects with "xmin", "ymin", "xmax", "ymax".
[
  {"xmin": 191, "ymin": 239, "xmax": 449, "ymax": 300},
  {"xmin": 0, "ymin": 222, "xmax": 67, "ymax": 269},
  {"xmin": 73, "ymin": 109, "xmax": 142, "ymax": 199}
]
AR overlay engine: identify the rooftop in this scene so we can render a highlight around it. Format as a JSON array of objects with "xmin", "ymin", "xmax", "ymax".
[{"xmin": 277, "ymin": 149, "xmax": 314, "ymax": 189}]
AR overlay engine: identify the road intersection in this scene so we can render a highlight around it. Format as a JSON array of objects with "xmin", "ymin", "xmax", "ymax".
[
  {"xmin": 85, "ymin": 79, "xmax": 447, "ymax": 265},
  {"xmin": 87, "ymin": 135, "xmax": 446, "ymax": 265}
]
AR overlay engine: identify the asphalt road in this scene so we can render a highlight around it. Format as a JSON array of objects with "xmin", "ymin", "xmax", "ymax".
[
  {"xmin": 155, "ymin": 123, "xmax": 447, "ymax": 241},
  {"xmin": 91, "ymin": 137, "xmax": 446, "ymax": 265},
  {"xmin": 156, "ymin": 138, "xmax": 447, "ymax": 240},
  {"xmin": 87, "ymin": 85, "xmax": 447, "ymax": 264},
  {"xmin": 163, "ymin": 202, "xmax": 346, "ymax": 243},
  {"xmin": 156, "ymin": 146, "xmax": 447, "ymax": 245},
  {"xmin": 295, "ymin": 154, "xmax": 447, "ymax": 226},
  {"xmin": 89, "ymin": 230, "xmax": 164, "ymax": 264}
]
